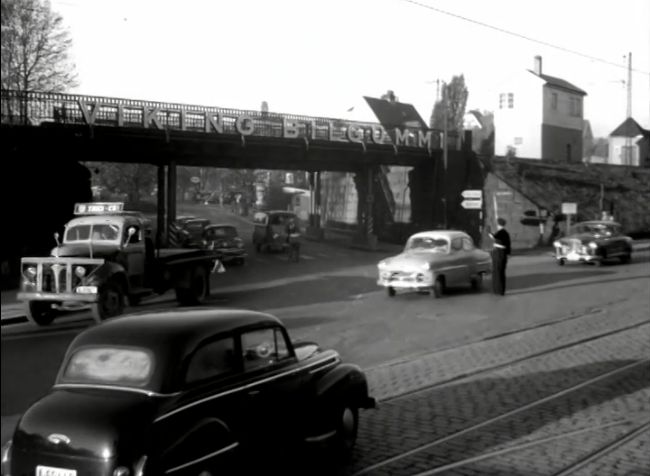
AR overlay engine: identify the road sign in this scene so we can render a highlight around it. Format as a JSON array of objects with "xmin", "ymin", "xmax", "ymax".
[
  {"xmin": 461, "ymin": 189, "xmax": 482, "ymax": 199},
  {"xmin": 461, "ymin": 199, "xmax": 482, "ymax": 210},
  {"xmin": 561, "ymin": 202, "xmax": 577, "ymax": 215}
]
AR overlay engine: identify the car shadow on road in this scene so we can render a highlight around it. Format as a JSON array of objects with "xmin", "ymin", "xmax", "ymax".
[{"xmin": 330, "ymin": 359, "xmax": 648, "ymax": 476}]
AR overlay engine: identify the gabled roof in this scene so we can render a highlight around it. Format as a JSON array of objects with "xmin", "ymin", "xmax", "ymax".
[
  {"xmin": 527, "ymin": 70, "xmax": 587, "ymax": 96},
  {"xmin": 609, "ymin": 117, "xmax": 648, "ymax": 137}
]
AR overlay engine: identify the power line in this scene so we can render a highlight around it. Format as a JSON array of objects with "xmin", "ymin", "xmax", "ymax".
[{"xmin": 398, "ymin": 0, "xmax": 650, "ymax": 76}]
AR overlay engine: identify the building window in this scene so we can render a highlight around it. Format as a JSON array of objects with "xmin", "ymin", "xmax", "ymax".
[
  {"xmin": 569, "ymin": 97, "xmax": 581, "ymax": 117},
  {"xmin": 507, "ymin": 93, "xmax": 514, "ymax": 108},
  {"xmin": 499, "ymin": 93, "xmax": 505, "ymax": 109},
  {"xmin": 551, "ymin": 92, "xmax": 558, "ymax": 110}
]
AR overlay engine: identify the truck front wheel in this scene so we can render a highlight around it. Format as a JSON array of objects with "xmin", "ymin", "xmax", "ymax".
[
  {"xmin": 176, "ymin": 266, "xmax": 209, "ymax": 306},
  {"xmin": 91, "ymin": 281, "xmax": 125, "ymax": 323},
  {"xmin": 25, "ymin": 301, "xmax": 56, "ymax": 326}
]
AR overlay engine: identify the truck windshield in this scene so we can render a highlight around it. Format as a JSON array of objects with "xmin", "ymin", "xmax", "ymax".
[{"xmin": 65, "ymin": 224, "xmax": 120, "ymax": 242}]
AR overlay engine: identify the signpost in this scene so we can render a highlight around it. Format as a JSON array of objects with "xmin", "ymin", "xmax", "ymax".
[
  {"xmin": 461, "ymin": 189, "xmax": 482, "ymax": 210},
  {"xmin": 562, "ymin": 202, "xmax": 577, "ymax": 234}
]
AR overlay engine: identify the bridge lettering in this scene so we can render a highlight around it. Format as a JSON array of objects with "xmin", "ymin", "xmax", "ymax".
[
  {"xmin": 235, "ymin": 115, "xmax": 254, "ymax": 136},
  {"xmin": 418, "ymin": 130, "xmax": 432, "ymax": 149},
  {"xmin": 394, "ymin": 128, "xmax": 410, "ymax": 146},
  {"xmin": 346, "ymin": 124, "xmax": 364, "ymax": 143},
  {"xmin": 143, "ymin": 107, "xmax": 163, "ymax": 129},
  {"xmin": 78, "ymin": 101, "xmax": 99, "ymax": 125},
  {"xmin": 205, "ymin": 112, "xmax": 224, "ymax": 134},
  {"xmin": 283, "ymin": 119, "xmax": 299, "ymax": 139}
]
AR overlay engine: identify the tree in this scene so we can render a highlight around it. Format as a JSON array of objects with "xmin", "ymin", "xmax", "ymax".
[
  {"xmin": 1, "ymin": 0, "xmax": 77, "ymax": 92},
  {"xmin": 89, "ymin": 162, "xmax": 157, "ymax": 207},
  {"xmin": 429, "ymin": 75, "xmax": 469, "ymax": 138}
]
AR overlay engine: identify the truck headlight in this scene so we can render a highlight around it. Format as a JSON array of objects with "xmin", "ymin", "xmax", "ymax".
[
  {"xmin": 25, "ymin": 266, "xmax": 37, "ymax": 278},
  {"xmin": 1, "ymin": 439, "xmax": 11, "ymax": 476},
  {"xmin": 75, "ymin": 266, "xmax": 86, "ymax": 278}
]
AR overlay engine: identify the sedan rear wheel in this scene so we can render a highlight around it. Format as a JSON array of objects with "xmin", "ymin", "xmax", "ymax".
[
  {"xmin": 558, "ymin": 258, "xmax": 566, "ymax": 266},
  {"xmin": 387, "ymin": 286, "xmax": 396, "ymax": 297},
  {"xmin": 470, "ymin": 273, "xmax": 483, "ymax": 291}
]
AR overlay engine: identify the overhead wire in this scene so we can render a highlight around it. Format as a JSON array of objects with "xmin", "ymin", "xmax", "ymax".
[{"xmin": 398, "ymin": 0, "xmax": 650, "ymax": 76}]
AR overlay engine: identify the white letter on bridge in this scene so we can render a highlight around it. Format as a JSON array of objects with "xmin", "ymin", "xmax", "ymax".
[
  {"xmin": 143, "ymin": 107, "xmax": 163, "ymax": 129},
  {"xmin": 236, "ymin": 115, "xmax": 254, "ymax": 136},
  {"xmin": 283, "ymin": 119, "xmax": 299, "ymax": 139}
]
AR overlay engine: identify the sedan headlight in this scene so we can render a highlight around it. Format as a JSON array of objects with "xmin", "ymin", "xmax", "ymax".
[
  {"xmin": 378, "ymin": 260, "xmax": 388, "ymax": 269},
  {"xmin": 588, "ymin": 242, "xmax": 598, "ymax": 249},
  {"xmin": 553, "ymin": 241, "xmax": 562, "ymax": 248},
  {"xmin": 421, "ymin": 262, "xmax": 431, "ymax": 270}
]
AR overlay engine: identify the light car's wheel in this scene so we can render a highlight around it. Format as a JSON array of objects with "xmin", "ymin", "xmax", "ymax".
[
  {"xmin": 176, "ymin": 266, "xmax": 208, "ymax": 305},
  {"xmin": 470, "ymin": 273, "xmax": 483, "ymax": 291},
  {"xmin": 431, "ymin": 277, "xmax": 444, "ymax": 298},
  {"xmin": 558, "ymin": 258, "xmax": 566, "ymax": 266},
  {"xmin": 25, "ymin": 301, "xmax": 56, "ymax": 326},
  {"xmin": 332, "ymin": 405, "xmax": 358, "ymax": 455},
  {"xmin": 387, "ymin": 286, "xmax": 396, "ymax": 297},
  {"xmin": 91, "ymin": 281, "xmax": 124, "ymax": 323}
]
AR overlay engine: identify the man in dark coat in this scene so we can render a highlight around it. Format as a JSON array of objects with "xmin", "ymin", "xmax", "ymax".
[{"xmin": 490, "ymin": 217, "xmax": 511, "ymax": 295}]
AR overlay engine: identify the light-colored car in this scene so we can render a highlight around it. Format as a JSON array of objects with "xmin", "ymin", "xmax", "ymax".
[
  {"xmin": 377, "ymin": 230, "xmax": 492, "ymax": 298},
  {"xmin": 553, "ymin": 221, "xmax": 633, "ymax": 266}
]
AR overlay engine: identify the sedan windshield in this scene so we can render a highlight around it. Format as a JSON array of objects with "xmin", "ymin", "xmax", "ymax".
[
  {"xmin": 574, "ymin": 223, "xmax": 619, "ymax": 236},
  {"xmin": 206, "ymin": 227, "xmax": 237, "ymax": 239},
  {"xmin": 406, "ymin": 237, "xmax": 449, "ymax": 253},
  {"xmin": 60, "ymin": 346, "xmax": 154, "ymax": 388}
]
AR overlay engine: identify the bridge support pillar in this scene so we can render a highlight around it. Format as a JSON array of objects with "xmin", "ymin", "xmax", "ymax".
[
  {"xmin": 353, "ymin": 168, "xmax": 378, "ymax": 250},
  {"xmin": 156, "ymin": 164, "xmax": 166, "ymax": 247},
  {"xmin": 166, "ymin": 161, "xmax": 177, "ymax": 245},
  {"xmin": 307, "ymin": 171, "xmax": 324, "ymax": 240}
]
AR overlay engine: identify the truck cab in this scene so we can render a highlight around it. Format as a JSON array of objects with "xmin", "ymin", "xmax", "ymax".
[{"xmin": 19, "ymin": 203, "xmax": 221, "ymax": 326}]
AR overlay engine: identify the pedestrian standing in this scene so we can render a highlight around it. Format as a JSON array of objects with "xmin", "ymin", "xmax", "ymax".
[{"xmin": 489, "ymin": 217, "xmax": 511, "ymax": 295}]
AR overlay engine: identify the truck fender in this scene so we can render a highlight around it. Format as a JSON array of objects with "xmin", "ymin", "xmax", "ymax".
[
  {"xmin": 315, "ymin": 363, "xmax": 374, "ymax": 410},
  {"xmin": 158, "ymin": 417, "xmax": 238, "ymax": 472},
  {"xmin": 86, "ymin": 261, "xmax": 129, "ymax": 294}
]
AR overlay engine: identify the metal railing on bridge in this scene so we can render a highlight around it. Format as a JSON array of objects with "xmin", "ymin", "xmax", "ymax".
[{"xmin": 1, "ymin": 89, "xmax": 454, "ymax": 150}]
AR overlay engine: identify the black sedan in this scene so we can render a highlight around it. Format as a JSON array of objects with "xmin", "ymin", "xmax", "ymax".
[
  {"xmin": 2, "ymin": 309, "xmax": 376, "ymax": 475},
  {"xmin": 202, "ymin": 224, "xmax": 247, "ymax": 265},
  {"xmin": 553, "ymin": 220, "xmax": 633, "ymax": 266}
]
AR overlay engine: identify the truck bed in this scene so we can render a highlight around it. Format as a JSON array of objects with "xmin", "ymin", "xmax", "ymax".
[{"xmin": 155, "ymin": 247, "xmax": 221, "ymax": 265}]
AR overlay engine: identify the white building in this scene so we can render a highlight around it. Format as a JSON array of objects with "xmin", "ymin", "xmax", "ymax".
[
  {"xmin": 494, "ymin": 56, "xmax": 586, "ymax": 162},
  {"xmin": 608, "ymin": 117, "xmax": 649, "ymax": 167}
]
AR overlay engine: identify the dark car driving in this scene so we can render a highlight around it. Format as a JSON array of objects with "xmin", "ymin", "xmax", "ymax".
[
  {"xmin": 553, "ymin": 220, "xmax": 633, "ymax": 266},
  {"xmin": 2, "ymin": 309, "xmax": 375, "ymax": 475},
  {"xmin": 202, "ymin": 224, "xmax": 247, "ymax": 265}
]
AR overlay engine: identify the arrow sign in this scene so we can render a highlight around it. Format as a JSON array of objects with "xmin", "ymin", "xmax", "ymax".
[
  {"xmin": 461, "ymin": 189, "xmax": 482, "ymax": 199},
  {"xmin": 461, "ymin": 199, "xmax": 482, "ymax": 210}
]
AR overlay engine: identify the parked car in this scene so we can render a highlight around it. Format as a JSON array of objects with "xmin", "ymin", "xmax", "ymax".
[
  {"xmin": 377, "ymin": 230, "xmax": 491, "ymax": 298},
  {"xmin": 202, "ymin": 224, "xmax": 247, "ymax": 265},
  {"xmin": 172, "ymin": 217, "xmax": 211, "ymax": 248},
  {"xmin": 252, "ymin": 210, "xmax": 298, "ymax": 253},
  {"xmin": 2, "ymin": 309, "xmax": 376, "ymax": 475},
  {"xmin": 553, "ymin": 220, "xmax": 633, "ymax": 266}
]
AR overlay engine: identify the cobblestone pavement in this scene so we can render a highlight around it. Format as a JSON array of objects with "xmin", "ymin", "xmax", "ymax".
[{"xmin": 337, "ymin": 321, "xmax": 650, "ymax": 476}]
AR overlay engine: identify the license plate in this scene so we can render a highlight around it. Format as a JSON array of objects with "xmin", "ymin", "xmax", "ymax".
[{"xmin": 37, "ymin": 465, "xmax": 77, "ymax": 476}]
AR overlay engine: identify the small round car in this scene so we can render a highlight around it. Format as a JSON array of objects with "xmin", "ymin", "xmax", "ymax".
[
  {"xmin": 2, "ymin": 309, "xmax": 375, "ymax": 475},
  {"xmin": 377, "ymin": 230, "xmax": 491, "ymax": 298}
]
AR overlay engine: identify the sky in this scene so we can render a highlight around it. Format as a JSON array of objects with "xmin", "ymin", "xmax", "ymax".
[{"xmin": 51, "ymin": 0, "xmax": 650, "ymax": 138}]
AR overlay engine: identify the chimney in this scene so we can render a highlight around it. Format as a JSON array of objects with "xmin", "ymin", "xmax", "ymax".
[{"xmin": 534, "ymin": 55, "xmax": 542, "ymax": 75}]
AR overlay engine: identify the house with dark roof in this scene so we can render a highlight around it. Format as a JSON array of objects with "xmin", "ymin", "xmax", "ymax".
[
  {"xmin": 608, "ymin": 117, "xmax": 649, "ymax": 167},
  {"xmin": 494, "ymin": 56, "xmax": 587, "ymax": 163}
]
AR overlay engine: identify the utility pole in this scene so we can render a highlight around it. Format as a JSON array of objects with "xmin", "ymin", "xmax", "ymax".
[
  {"xmin": 625, "ymin": 52, "xmax": 632, "ymax": 165},
  {"xmin": 442, "ymin": 82, "xmax": 448, "ymax": 229}
]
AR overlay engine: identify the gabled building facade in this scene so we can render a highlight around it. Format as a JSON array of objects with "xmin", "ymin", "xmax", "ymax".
[
  {"xmin": 608, "ymin": 117, "xmax": 649, "ymax": 167},
  {"xmin": 494, "ymin": 56, "xmax": 587, "ymax": 162}
]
